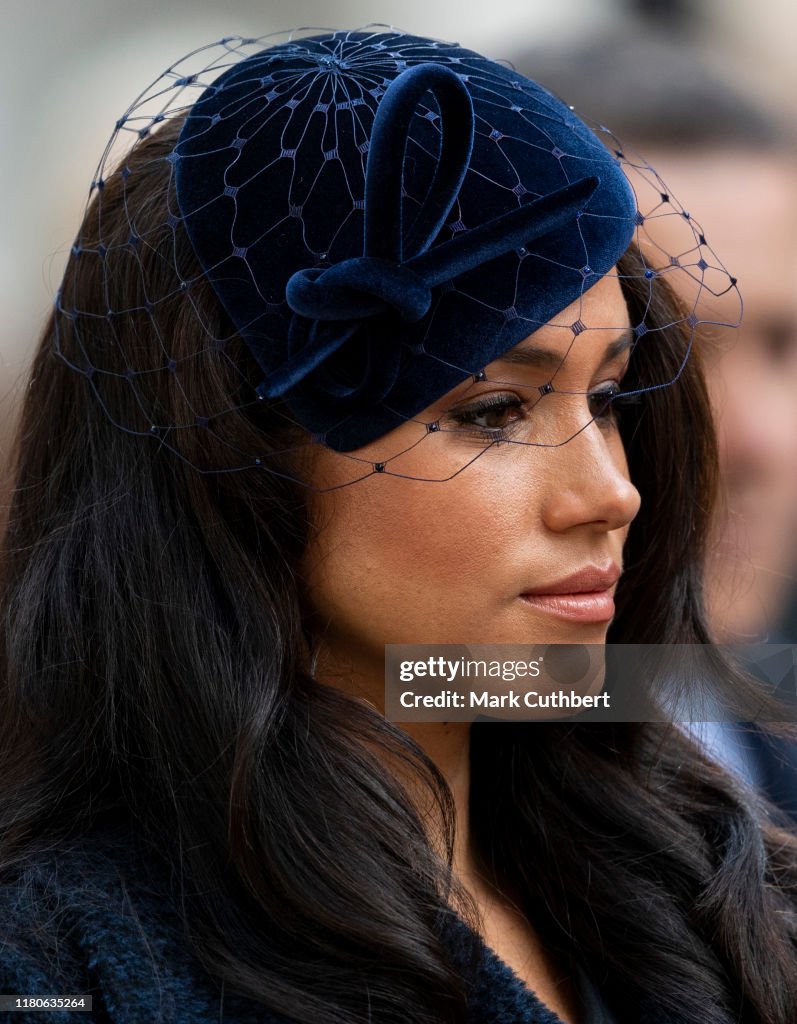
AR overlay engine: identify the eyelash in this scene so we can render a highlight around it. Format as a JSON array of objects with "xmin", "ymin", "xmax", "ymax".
[{"xmin": 447, "ymin": 384, "xmax": 639, "ymax": 442}]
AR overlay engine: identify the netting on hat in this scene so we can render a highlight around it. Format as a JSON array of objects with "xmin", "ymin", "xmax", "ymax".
[{"xmin": 53, "ymin": 25, "xmax": 741, "ymax": 491}]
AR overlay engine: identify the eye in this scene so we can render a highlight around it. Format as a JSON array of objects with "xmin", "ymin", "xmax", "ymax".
[
  {"xmin": 446, "ymin": 393, "xmax": 525, "ymax": 437},
  {"xmin": 589, "ymin": 383, "xmax": 621, "ymax": 419},
  {"xmin": 762, "ymin": 318, "xmax": 797, "ymax": 366},
  {"xmin": 588, "ymin": 382, "xmax": 641, "ymax": 424}
]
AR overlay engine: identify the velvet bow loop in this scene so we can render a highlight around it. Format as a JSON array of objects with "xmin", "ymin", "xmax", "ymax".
[
  {"xmin": 262, "ymin": 61, "xmax": 601, "ymax": 414},
  {"xmin": 262, "ymin": 63, "xmax": 474, "ymax": 404},
  {"xmin": 285, "ymin": 258, "xmax": 433, "ymax": 324},
  {"xmin": 264, "ymin": 258, "xmax": 433, "ymax": 399}
]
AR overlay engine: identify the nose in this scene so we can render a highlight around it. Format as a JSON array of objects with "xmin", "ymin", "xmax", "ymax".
[{"xmin": 539, "ymin": 422, "xmax": 641, "ymax": 534}]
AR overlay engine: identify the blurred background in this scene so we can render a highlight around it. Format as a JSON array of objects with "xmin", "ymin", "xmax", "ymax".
[{"xmin": 2, "ymin": 0, "xmax": 796, "ymax": 648}]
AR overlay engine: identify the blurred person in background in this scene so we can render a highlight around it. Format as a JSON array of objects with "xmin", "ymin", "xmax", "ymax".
[{"xmin": 512, "ymin": 3, "xmax": 797, "ymax": 814}]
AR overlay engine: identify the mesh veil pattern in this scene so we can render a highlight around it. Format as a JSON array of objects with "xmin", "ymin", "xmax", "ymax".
[{"xmin": 53, "ymin": 26, "xmax": 742, "ymax": 489}]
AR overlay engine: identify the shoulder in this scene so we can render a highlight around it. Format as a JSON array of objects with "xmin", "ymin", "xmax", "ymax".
[{"xmin": 0, "ymin": 827, "xmax": 272, "ymax": 1023}]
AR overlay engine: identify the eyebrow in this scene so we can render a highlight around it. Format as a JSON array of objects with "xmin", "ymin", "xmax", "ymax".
[{"xmin": 496, "ymin": 327, "xmax": 634, "ymax": 372}]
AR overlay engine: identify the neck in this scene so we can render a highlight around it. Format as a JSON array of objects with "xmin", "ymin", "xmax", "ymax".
[{"xmin": 400, "ymin": 720, "xmax": 476, "ymax": 881}]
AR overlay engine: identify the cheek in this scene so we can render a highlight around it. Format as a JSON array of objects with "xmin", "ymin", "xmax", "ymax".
[{"xmin": 303, "ymin": 457, "xmax": 536, "ymax": 620}]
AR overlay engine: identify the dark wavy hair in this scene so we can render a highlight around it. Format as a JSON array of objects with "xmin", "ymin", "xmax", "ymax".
[{"xmin": 2, "ymin": 119, "xmax": 797, "ymax": 1024}]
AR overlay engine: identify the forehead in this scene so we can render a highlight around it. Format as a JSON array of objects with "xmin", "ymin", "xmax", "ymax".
[
  {"xmin": 495, "ymin": 270, "xmax": 631, "ymax": 355},
  {"xmin": 432, "ymin": 273, "xmax": 632, "ymax": 405}
]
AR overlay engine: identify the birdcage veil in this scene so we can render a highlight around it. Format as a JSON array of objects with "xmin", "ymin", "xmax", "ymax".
[{"xmin": 54, "ymin": 26, "xmax": 740, "ymax": 490}]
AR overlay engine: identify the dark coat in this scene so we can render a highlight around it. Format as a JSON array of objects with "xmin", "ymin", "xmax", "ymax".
[{"xmin": 0, "ymin": 828, "xmax": 626, "ymax": 1024}]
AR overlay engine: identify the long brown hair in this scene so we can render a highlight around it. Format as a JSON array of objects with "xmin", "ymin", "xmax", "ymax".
[{"xmin": 2, "ymin": 118, "xmax": 797, "ymax": 1024}]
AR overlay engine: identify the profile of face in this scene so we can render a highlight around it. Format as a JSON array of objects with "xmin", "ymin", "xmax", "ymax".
[
  {"xmin": 300, "ymin": 272, "xmax": 641, "ymax": 690},
  {"xmin": 642, "ymin": 148, "xmax": 797, "ymax": 640}
]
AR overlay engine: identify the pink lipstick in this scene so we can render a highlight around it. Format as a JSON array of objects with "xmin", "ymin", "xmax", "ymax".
[{"xmin": 520, "ymin": 564, "xmax": 620, "ymax": 623}]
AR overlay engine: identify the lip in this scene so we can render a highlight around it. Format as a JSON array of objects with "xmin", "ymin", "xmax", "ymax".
[
  {"xmin": 519, "ymin": 564, "xmax": 620, "ymax": 623},
  {"xmin": 522, "ymin": 564, "xmax": 621, "ymax": 596}
]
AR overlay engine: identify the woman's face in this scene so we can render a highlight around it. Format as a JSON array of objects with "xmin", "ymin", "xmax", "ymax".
[{"xmin": 301, "ymin": 272, "xmax": 641, "ymax": 686}]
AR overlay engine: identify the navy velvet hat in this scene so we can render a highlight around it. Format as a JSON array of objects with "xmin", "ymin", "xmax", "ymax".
[
  {"xmin": 172, "ymin": 31, "xmax": 637, "ymax": 451},
  {"xmin": 57, "ymin": 27, "xmax": 740, "ymax": 476}
]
